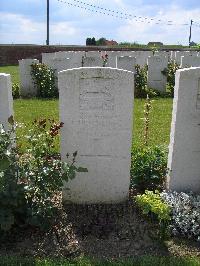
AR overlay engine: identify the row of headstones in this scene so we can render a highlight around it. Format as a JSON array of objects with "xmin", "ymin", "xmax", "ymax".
[
  {"xmin": 1, "ymin": 66, "xmax": 200, "ymax": 202},
  {"xmin": 19, "ymin": 51, "xmax": 200, "ymax": 97}
]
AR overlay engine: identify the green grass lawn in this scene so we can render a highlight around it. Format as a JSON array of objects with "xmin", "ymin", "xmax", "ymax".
[
  {"xmin": 1, "ymin": 65, "xmax": 173, "ymax": 150},
  {"xmin": 0, "ymin": 65, "xmax": 20, "ymax": 84},
  {"xmin": 1, "ymin": 255, "xmax": 200, "ymax": 266},
  {"xmin": 14, "ymin": 98, "xmax": 173, "ymax": 151}
]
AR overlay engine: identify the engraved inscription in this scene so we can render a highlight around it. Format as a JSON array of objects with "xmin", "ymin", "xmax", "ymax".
[
  {"xmin": 78, "ymin": 78, "xmax": 117, "ymax": 137},
  {"xmin": 79, "ymin": 79, "xmax": 114, "ymax": 111}
]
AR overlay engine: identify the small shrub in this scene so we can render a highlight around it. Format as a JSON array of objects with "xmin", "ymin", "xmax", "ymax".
[
  {"xmin": 12, "ymin": 83, "xmax": 20, "ymax": 99},
  {"xmin": 135, "ymin": 190, "xmax": 171, "ymax": 238},
  {"xmin": 161, "ymin": 191, "xmax": 200, "ymax": 241},
  {"xmin": 31, "ymin": 63, "xmax": 58, "ymax": 98},
  {"xmin": 134, "ymin": 64, "xmax": 148, "ymax": 98},
  {"xmin": 0, "ymin": 117, "xmax": 87, "ymax": 232},
  {"xmin": 162, "ymin": 61, "xmax": 180, "ymax": 97},
  {"xmin": 131, "ymin": 145, "xmax": 168, "ymax": 192},
  {"xmin": 134, "ymin": 65, "xmax": 159, "ymax": 98}
]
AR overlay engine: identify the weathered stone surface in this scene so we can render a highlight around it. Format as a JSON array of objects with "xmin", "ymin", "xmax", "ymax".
[
  {"xmin": 167, "ymin": 67, "xmax": 200, "ymax": 192},
  {"xmin": 116, "ymin": 56, "xmax": 136, "ymax": 72},
  {"xmin": 0, "ymin": 73, "xmax": 13, "ymax": 129},
  {"xmin": 59, "ymin": 67, "xmax": 134, "ymax": 203},
  {"xmin": 19, "ymin": 58, "xmax": 39, "ymax": 97},
  {"xmin": 42, "ymin": 52, "xmax": 55, "ymax": 64},
  {"xmin": 147, "ymin": 55, "xmax": 168, "ymax": 92},
  {"xmin": 180, "ymin": 55, "xmax": 200, "ymax": 68},
  {"xmin": 83, "ymin": 57, "xmax": 103, "ymax": 67}
]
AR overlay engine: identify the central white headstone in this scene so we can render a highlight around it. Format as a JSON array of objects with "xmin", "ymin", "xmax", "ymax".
[
  {"xmin": 59, "ymin": 67, "xmax": 134, "ymax": 203},
  {"xmin": 147, "ymin": 55, "xmax": 168, "ymax": 92}
]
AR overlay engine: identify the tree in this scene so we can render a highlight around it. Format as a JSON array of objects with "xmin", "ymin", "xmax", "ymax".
[
  {"xmin": 91, "ymin": 37, "xmax": 96, "ymax": 45},
  {"xmin": 96, "ymin": 37, "xmax": 107, "ymax": 46}
]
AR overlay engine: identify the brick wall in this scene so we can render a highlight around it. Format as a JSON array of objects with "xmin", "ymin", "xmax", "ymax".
[{"xmin": 0, "ymin": 44, "xmax": 199, "ymax": 66}]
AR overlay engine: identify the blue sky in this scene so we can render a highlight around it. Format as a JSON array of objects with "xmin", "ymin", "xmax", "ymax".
[{"xmin": 0, "ymin": 0, "xmax": 200, "ymax": 45}]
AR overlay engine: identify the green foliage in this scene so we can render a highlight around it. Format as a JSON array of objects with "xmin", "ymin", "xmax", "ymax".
[
  {"xmin": 135, "ymin": 190, "xmax": 171, "ymax": 221},
  {"xmin": 134, "ymin": 65, "xmax": 159, "ymax": 98},
  {"xmin": 96, "ymin": 37, "xmax": 107, "ymax": 46},
  {"xmin": 31, "ymin": 63, "xmax": 58, "ymax": 98},
  {"xmin": 131, "ymin": 145, "xmax": 167, "ymax": 192},
  {"xmin": 163, "ymin": 61, "xmax": 180, "ymax": 97},
  {"xmin": 134, "ymin": 64, "xmax": 148, "ymax": 98},
  {"xmin": 135, "ymin": 190, "xmax": 171, "ymax": 238},
  {"xmin": 86, "ymin": 37, "xmax": 96, "ymax": 45},
  {"xmin": 12, "ymin": 83, "xmax": 20, "ymax": 99},
  {"xmin": 0, "ymin": 118, "xmax": 87, "ymax": 232},
  {"xmin": 0, "ymin": 119, "xmax": 27, "ymax": 231}
]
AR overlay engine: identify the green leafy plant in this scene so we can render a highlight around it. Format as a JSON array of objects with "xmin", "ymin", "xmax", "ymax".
[
  {"xmin": 134, "ymin": 65, "xmax": 159, "ymax": 98},
  {"xmin": 135, "ymin": 190, "xmax": 171, "ymax": 238},
  {"xmin": 134, "ymin": 64, "xmax": 148, "ymax": 98},
  {"xmin": 131, "ymin": 145, "xmax": 167, "ymax": 192},
  {"xmin": 0, "ymin": 117, "xmax": 87, "ymax": 232},
  {"xmin": 31, "ymin": 63, "xmax": 58, "ymax": 98},
  {"xmin": 12, "ymin": 83, "xmax": 20, "ymax": 99},
  {"xmin": 162, "ymin": 61, "xmax": 180, "ymax": 97}
]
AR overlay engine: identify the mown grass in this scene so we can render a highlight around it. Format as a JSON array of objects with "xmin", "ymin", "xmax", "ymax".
[
  {"xmin": 1, "ymin": 255, "xmax": 200, "ymax": 266},
  {"xmin": 1, "ymin": 65, "xmax": 173, "ymax": 150},
  {"xmin": 0, "ymin": 65, "xmax": 20, "ymax": 84},
  {"xmin": 13, "ymin": 98, "xmax": 173, "ymax": 151}
]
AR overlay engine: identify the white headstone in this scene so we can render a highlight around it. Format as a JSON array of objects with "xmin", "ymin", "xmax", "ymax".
[
  {"xmin": 59, "ymin": 67, "xmax": 134, "ymax": 203},
  {"xmin": 116, "ymin": 56, "xmax": 136, "ymax": 72},
  {"xmin": 147, "ymin": 55, "xmax": 168, "ymax": 92},
  {"xmin": 0, "ymin": 73, "xmax": 13, "ymax": 130},
  {"xmin": 180, "ymin": 55, "xmax": 200, "ymax": 68},
  {"xmin": 175, "ymin": 51, "xmax": 190, "ymax": 65},
  {"xmin": 83, "ymin": 57, "xmax": 103, "ymax": 67},
  {"xmin": 167, "ymin": 67, "xmax": 200, "ymax": 192},
  {"xmin": 19, "ymin": 59, "xmax": 39, "ymax": 97},
  {"xmin": 135, "ymin": 51, "xmax": 153, "ymax": 67},
  {"xmin": 42, "ymin": 52, "xmax": 55, "ymax": 65}
]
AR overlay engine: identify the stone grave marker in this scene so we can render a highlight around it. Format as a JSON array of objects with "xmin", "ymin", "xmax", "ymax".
[
  {"xmin": 167, "ymin": 67, "xmax": 200, "ymax": 192},
  {"xmin": 19, "ymin": 58, "xmax": 39, "ymax": 97},
  {"xmin": 116, "ymin": 56, "xmax": 136, "ymax": 72},
  {"xmin": 0, "ymin": 73, "xmax": 13, "ymax": 130},
  {"xmin": 59, "ymin": 67, "xmax": 134, "ymax": 203},
  {"xmin": 180, "ymin": 55, "xmax": 200, "ymax": 68},
  {"xmin": 147, "ymin": 55, "xmax": 168, "ymax": 92}
]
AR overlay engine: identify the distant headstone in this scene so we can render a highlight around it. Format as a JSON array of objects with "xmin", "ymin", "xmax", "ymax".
[
  {"xmin": 42, "ymin": 52, "xmax": 55, "ymax": 65},
  {"xmin": 83, "ymin": 56, "xmax": 103, "ymax": 67},
  {"xmin": 59, "ymin": 67, "xmax": 134, "ymax": 203},
  {"xmin": 147, "ymin": 55, "xmax": 168, "ymax": 92},
  {"xmin": 167, "ymin": 67, "xmax": 200, "ymax": 192},
  {"xmin": 116, "ymin": 56, "xmax": 136, "ymax": 72},
  {"xmin": 0, "ymin": 73, "xmax": 13, "ymax": 130},
  {"xmin": 19, "ymin": 59, "xmax": 39, "ymax": 97},
  {"xmin": 180, "ymin": 55, "xmax": 200, "ymax": 68}
]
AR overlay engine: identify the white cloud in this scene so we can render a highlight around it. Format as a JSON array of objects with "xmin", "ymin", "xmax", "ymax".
[
  {"xmin": 0, "ymin": 12, "xmax": 79, "ymax": 44},
  {"xmin": 117, "ymin": 5, "xmax": 200, "ymax": 44}
]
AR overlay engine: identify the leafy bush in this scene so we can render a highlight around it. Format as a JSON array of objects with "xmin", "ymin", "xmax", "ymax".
[
  {"xmin": 31, "ymin": 63, "xmax": 58, "ymax": 98},
  {"xmin": 134, "ymin": 64, "xmax": 148, "ymax": 98},
  {"xmin": 162, "ymin": 61, "xmax": 180, "ymax": 97},
  {"xmin": 12, "ymin": 83, "xmax": 20, "ymax": 99},
  {"xmin": 134, "ymin": 65, "xmax": 159, "ymax": 98},
  {"xmin": 131, "ymin": 145, "xmax": 168, "ymax": 192},
  {"xmin": 135, "ymin": 190, "xmax": 171, "ymax": 238},
  {"xmin": 161, "ymin": 191, "xmax": 200, "ymax": 241},
  {"xmin": 0, "ymin": 117, "xmax": 87, "ymax": 232}
]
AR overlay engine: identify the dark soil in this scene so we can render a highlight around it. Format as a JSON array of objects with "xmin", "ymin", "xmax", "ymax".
[{"xmin": 0, "ymin": 195, "xmax": 200, "ymax": 260}]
